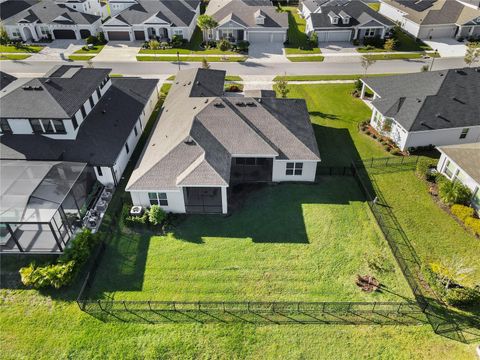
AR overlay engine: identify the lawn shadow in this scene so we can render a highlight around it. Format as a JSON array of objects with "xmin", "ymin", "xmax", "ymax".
[{"xmin": 309, "ymin": 111, "xmax": 338, "ymax": 120}]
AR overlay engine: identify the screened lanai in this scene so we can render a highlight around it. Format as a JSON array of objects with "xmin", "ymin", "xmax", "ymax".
[{"xmin": 0, "ymin": 160, "xmax": 96, "ymax": 253}]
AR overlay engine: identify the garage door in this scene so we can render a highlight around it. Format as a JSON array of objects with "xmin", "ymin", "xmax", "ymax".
[
  {"xmin": 426, "ymin": 27, "xmax": 456, "ymax": 39},
  {"xmin": 53, "ymin": 29, "xmax": 76, "ymax": 39},
  {"xmin": 248, "ymin": 32, "xmax": 284, "ymax": 43},
  {"xmin": 134, "ymin": 30, "xmax": 145, "ymax": 40},
  {"xmin": 316, "ymin": 30, "xmax": 352, "ymax": 42},
  {"xmin": 107, "ymin": 31, "xmax": 130, "ymax": 41}
]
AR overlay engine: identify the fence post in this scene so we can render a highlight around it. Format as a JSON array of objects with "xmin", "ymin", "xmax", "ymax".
[{"xmin": 385, "ymin": 158, "xmax": 389, "ymax": 166}]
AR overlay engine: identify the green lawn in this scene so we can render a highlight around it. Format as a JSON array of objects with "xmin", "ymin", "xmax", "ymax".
[
  {"xmin": 273, "ymin": 74, "xmax": 398, "ymax": 81},
  {"xmin": 287, "ymin": 55, "xmax": 325, "ymax": 62},
  {"xmin": 68, "ymin": 55, "xmax": 95, "ymax": 61},
  {"xmin": 357, "ymin": 28, "xmax": 432, "ymax": 53},
  {"xmin": 0, "ymin": 54, "xmax": 31, "ymax": 60},
  {"xmin": 283, "ymin": 6, "xmax": 321, "ymax": 55},
  {"xmin": 73, "ymin": 45, "xmax": 105, "ymax": 54},
  {"xmin": 285, "ymin": 84, "xmax": 388, "ymax": 165},
  {"xmin": 364, "ymin": 53, "xmax": 424, "ymax": 60},
  {"xmin": 0, "ymin": 44, "xmax": 43, "ymax": 53},
  {"xmin": 136, "ymin": 55, "xmax": 246, "ymax": 62}
]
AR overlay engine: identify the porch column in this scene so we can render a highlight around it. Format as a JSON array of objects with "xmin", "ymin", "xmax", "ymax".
[
  {"xmin": 380, "ymin": 27, "xmax": 386, "ymax": 39},
  {"xmin": 360, "ymin": 82, "xmax": 366, "ymax": 99},
  {"xmin": 370, "ymin": 108, "xmax": 376, "ymax": 124},
  {"xmin": 353, "ymin": 28, "xmax": 359, "ymax": 40},
  {"xmin": 144, "ymin": 28, "xmax": 148, "ymax": 40},
  {"xmin": 221, "ymin": 187, "xmax": 228, "ymax": 214}
]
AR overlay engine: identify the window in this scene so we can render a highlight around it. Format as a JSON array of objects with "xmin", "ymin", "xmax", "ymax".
[
  {"xmin": 444, "ymin": 160, "xmax": 455, "ymax": 178},
  {"xmin": 89, "ymin": 96, "xmax": 94, "ymax": 109},
  {"xmin": 125, "ymin": 143, "xmax": 129, "ymax": 154},
  {"xmin": 460, "ymin": 128, "xmax": 469, "ymax": 139},
  {"xmin": 0, "ymin": 119, "xmax": 12, "ymax": 134},
  {"xmin": 96, "ymin": 166, "xmax": 103, "ymax": 176},
  {"xmin": 80, "ymin": 104, "xmax": 87, "ymax": 118},
  {"xmin": 134, "ymin": 125, "xmax": 138, "ymax": 137},
  {"xmin": 96, "ymin": 88, "xmax": 101, "ymax": 99},
  {"xmin": 148, "ymin": 192, "xmax": 168, "ymax": 206},
  {"xmin": 472, "ymin": 187, "xmax": 480, "ymax": 208},
  {"xmin": 173, "ymin": 29, "xmax": 183, "ymax": 38},
  {"xmin": 365, "ymin": 29, "xmax": 376, "ymax": 37},
  {"xmin": 71, "ymin": 115, "xmax": 78, "ymax": 130},
  {"xmin": 29, "ymin": 119, "xmax": 66, "ymax": 134},
  {"xmin": 286, "ymin": 162, "xmax": 303, "ymax": 176}
]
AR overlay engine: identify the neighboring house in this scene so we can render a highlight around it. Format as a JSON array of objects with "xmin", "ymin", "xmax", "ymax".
[
  {"xmin": 379, "ymin": 0, "xmax": 480, "ymax": 39},
  {"xmin": 437, "ymin": 142, "xmax": 480, "ymax": 212},
  {"xmin": 360, "ymin": 68, "xmax": 480, "ymax": 151},
  {"xmin": 55, "ymin": 0, "xmax": 109, "ymax": 20},
  {"xmin": 0, "ymin": 160, "xmax": 96, "ymax": 253},
  {"xmin": 2, "ymin": 0, "xmax": 102, "ymax": 41},
  {"xmin": 304, "ymin": 0, "xmax": 394, "ymax": 42},
  {"xmin": 205, "ymin": 0, "xmax": 288, "ymax": 44},
  {"xmin": 102, "ymin": 0, "xmax": 200, "ymax": 41},
  {"xmin": 126, "ymin": 68, "xmax": 320, "ymax": 215},
  {"xmin": 0, "ymin": 0, "xmax": 39, "ymax": 22},
  {"xmin": 0, "ymin": 71, "xmax": 17, "ymax": 90},
  {"xmin": 0, "ymin": 65, "xmax": 159, "ymax": 187}
]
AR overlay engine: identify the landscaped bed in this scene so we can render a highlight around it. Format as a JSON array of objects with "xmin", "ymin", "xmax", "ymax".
[{"xmin": 287, "ymin": 55, "xmax": 325, "ymax": 62}]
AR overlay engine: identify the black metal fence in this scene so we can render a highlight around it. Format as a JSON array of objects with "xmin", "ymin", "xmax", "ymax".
[{"xmin": 316, "ymin": 166, "xmax": 354, "ymax": 176}]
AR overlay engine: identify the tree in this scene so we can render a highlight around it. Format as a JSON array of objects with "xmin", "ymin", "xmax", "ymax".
[
  {"xmin": 201, "ymin": 57, "xmax": 210, "ymax": 69},
  {"xmin": 274, "ymin": 76, "xmax": 290, "ymax": 98},
  {"xmin": 438, "ymin": 179, "xmax": 472, "ymax": 206},
  {"xmin": 309, "ymin": 32, "xmax": 318, "ymax": 48},
  {"xmin": 464, "ymin": 42, "xmax": 480, "ymax": 67},
  {"xmin": 149, "ymin": 39, "xmax": 160, "ymax": 59},
  {"xmin": 0, "ymin": 25, "xmax": 9, "ymax": 45},
  {"xmin": 383, "ymin": 38, "xmax": 396, "ymax": 52},
  {"xmin": 361, "ymin": 55, "xmax": 376, "ymax": 76},
  {"xmin": 197, "ymin": 14, "xmax": 218, "ymax": 41}
]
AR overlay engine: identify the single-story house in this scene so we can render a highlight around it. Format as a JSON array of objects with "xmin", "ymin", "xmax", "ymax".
[
  {"xmin": 301, "ymin": 0, "xmax": 351, "ymax": 18},
  {"xmin": 102, "ymin": 0, "xmax": 200, "ymax": 41},
  {"xmin": 0, "ymin": 0, "xmax": 39, "ymax": 22},
  {"xmin": 437, "ymin": 142, "xmax": 480, "ymax": 212},
  {"xmin": 55, "ymin": 0, "xmax": 109, "ymax": 20},
  {"xmin": 305, "ymin": 0, "xmax": 395, "ymax": 42},
  {"xmin": 360, "ymin": 68, "xmax": 480, "ymax": 151},
  {"xmin": 205, "ymin": 0, "xmax": 288, "ymax": 44},
  {"xmin": 379, "ymin": 0, "xmax": 480, "ymax": 40},
  {"xmin": 2, "ymin": 0, "xmax": 102, "ymax": 41},
  {"xmin": 0, "ymin": 65, "xmax": 159, "ymax": 187},
  {"xmin": 126, "ymin": 68, "xmax": 321, "ymax": 215}
]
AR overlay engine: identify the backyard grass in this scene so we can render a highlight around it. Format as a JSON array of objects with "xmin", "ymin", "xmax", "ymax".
[
  {"xmin": 285, "ymin": 83, "xmax": 389, "ymax": 165},
  {"xmin": 136, "ymin": 55, "xmax": 246, "ymax": 62},
  {"xmin": 287, "ymin": 55, "xmax": 325, "ymax": 62},
  {"xmin": 0, "ymin": 54, "xmax": 31, "ymax": 60},
  {"xmin": 283, "ymin": 6, "xmax": 321, "ymax": 55},
  {"xmin": 273, "ymin": 73, "xmax": 398, "ymax": 81},
  {"xmin": 68, "ymin": 55, "xmax": 95, "ymax": 61},
  {"xmin": 0, "ymin": 44, "xmax": 43, "ymax": 53}
]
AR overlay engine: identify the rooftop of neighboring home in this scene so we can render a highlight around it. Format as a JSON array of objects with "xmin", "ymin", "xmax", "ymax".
[
  {"xmin": 206, "ymin": 0, "xmax": 288, "ymax": 28},
  {"xmin": 309, "ymin": 0, "xmax": 394, "ymax": 28},
  {"xmin": 127, "ymin": 68, "xmax": 319, "ymax": 191},
  {"xmin": 361, "ymin": 67, "xmax": 480, "ymax": 132},
  {"xmin": 437, "ymin": 142, "xmax": 480, "ymax": 183},
  {"xmin": 382, "ymin": 0, "xmax": 480, "ymax": 26},
  {"xmin": 0, "ymin": 66, "xmax": 158, "ymax": 167},
  {"xmin": 302, "ymin": 0, "xmax": 353, "ymax": 13},
  {"xmin": 104, "ymin": 0, "xmax": 200, "ymax": 26},
  {"xmin": 0, "ymin": 0, "xmax": 38, "ymax": 21},
  {"xmin": 0, "ymin": 72, "xmax": 17, "ymax": 91},
  {"xmin": 2, "ymin": 0, "xmax": 100, "ymax": 25}
]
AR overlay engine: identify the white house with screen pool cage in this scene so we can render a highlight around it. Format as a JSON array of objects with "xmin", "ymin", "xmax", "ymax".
[{"xmin": 126, "ymin": 68, "xmax": 321, "ymax": 215}]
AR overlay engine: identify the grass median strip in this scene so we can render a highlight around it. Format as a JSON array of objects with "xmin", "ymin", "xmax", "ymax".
[
  {"xmin": 68, "ymin": 55, "xmax": 95, "ymax": 61},
  {"xmin": 364, "ymin": 53, "xmax": 424, "ymax": 60},
  {"xmin": 287, "ymin": 55, "xmax": 325, "ymax": 62},
  {"xmin": 0, "ymin": 45, "xmax": 43, "ymax": 53},
  {"xmin": 136, "ymin": 55, "xmax": 247, "ymax": 62},
  {"xmin": 0, "ymin": 54, "xmax": 31, "ymax": 60},
  {"xmin": 273, "ymin": 74, "xmax": 398, "ymax": 81}
]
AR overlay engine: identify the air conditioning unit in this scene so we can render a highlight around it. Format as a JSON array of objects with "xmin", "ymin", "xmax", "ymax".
[
  {"xmin": 130, "ymin": 206, "xmax": 144, "ymax": 216},
  {"xmin": 96, "ymin": 200, "xmax": 107, "ymax": 211}
]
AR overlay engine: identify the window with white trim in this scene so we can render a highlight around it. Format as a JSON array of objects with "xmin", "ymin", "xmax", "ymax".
[
  {"xmin": 460, "ymin": 128, "xmax": 469, "ymax": 139},
  {"xmin": 444, "ymin": 160, "xmax": 455, "ymax": 178},
  {"xmin": 148, "ymin": 192, "xmax": 168, "ymax": 206},
  {"xmin": 286, "ymin": 162, "xmax": 303, "ymax": 176},
  {"xmin": 29, "ymin": 119, "xmax": 66, "ymax": 134},
  {"xmin": 365, "ymin": 28, "xmax": 376, "ymax": 37},
  {"xmin": 0, "ymin": 119, "xmax": 12, "ymax": 134}
]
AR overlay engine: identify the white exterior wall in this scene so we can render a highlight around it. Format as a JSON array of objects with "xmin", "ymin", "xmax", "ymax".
[
  {"xmin": 379, "ymin": 2, "xmax": 421, "ymax": 38},
  {"xmin": 130, "ymin": 190, "xmax": 187, "ymax": 213},
  {"xmin": 272, "ymin": 160, "xmax": 317, "ymax": 182},
  {"xmin": 94, "ymin": 166, "xmax": 115, "ymax": 185},
  {"xmin": 404, "ymin": 126, "xmax": 480, "ymax": 150}
]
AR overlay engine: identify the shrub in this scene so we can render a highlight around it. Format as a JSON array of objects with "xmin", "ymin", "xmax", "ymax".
[
  {"xmin": 171, "ymin": 35, "xmax": 184, "ymax": 48},
  {"xmin": 20, "ymin": 261, "xmax": 76, "ymax": 289},
  {"xmin": 236, "ymin": 40, "xmax": 249, "ymax": 52},
  {"xmin": 391, "ymin": 148, "xmax": 401, "ymax": 156},
  {"xmin": 383, "ymin": 38, "xmax": 396, "ymax": 51},
  {"xmin": 445, "ymin": 287, "xmax": 480, "ymax": 307},
  {"xmin": 149, "ymin": 205, "xmax": 166, "ymax": 226},
  {"xmin": 97, "ymin": 32, "xmax": 106, "ymax": 44},
  {"xmin": 438, "ymin": 180, "xmax": 472, "ymax": 205},
  {"xmin": 450, "ymin": 204, "xmax": 475, "ymax": 222},
  {"xmin": 160, "ymin": 41, "xmax": 169, "ymax": 49},
  {"xmin": 365, "ymin": 130, "xmax": 371, "ymax": 135},
  {"xmin": 465, "ymin": 216, "xmax": 480, "ymax": 236},
  {"xmin": 227, "ymin": 84, "xmax": 241, "ymax": 92},
  {"xmin": 217, "ymin": 39, "xmax": 231, "ymax": 52},
  {"xmin": 309, "ymin": 32, "xmax": 318, "ymax": 47},
  {"xmin": 122, "ymin": 204, "xmax": 149, "ymax": 227},
  {"xmin": 86, "ymin": 35, "xmax": 98, "ymax": 45},
  {"xmin": 61, "ymin": 229, "xmax": 100, "ymax": 265},
  {"xmin": 354, "ymin": 79, "xmax": 362, "ymax": 91},
  {"xmin": 415, "ymin": 157, "xmax": 437, "ymax": 181}
]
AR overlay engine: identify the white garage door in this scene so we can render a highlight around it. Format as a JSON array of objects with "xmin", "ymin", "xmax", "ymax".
[
  {"xmin": 420, "ymin": 26, "xmax": 456, "ymax": 39},
  {"xmin": 316, "ymin": 30, "xmax": 352, "ymax": 42},
  {"xmin": 248, "ymin": 32, "xmax": 284, "ymax": 43}
]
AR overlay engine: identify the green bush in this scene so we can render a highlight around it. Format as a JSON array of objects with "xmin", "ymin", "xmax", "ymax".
[
  {"xmin": 354, "ymin": 79, "xmax": 362, "ymax": 91},
  {"xmin": 149, "ymin": 205, "xmax": 166, "ymax": 226},
  {"xmin": 171, "ymin": 35, "xmax": 184, "ymax": 48},
  {"xmin": 415, "ymin": 157, "xmax": 437, "ymax": 181},
  {"xmin": 217, "ymin": 39, "xmax": 231, "ymax": 52},
  {"xmin": 20, "ymin": 261, "xmax": 76, "ymax": 289},
  {"xmin": 309, "ymin": 32, "xmax": 318, "ymax": 47},
  {"xmin": 237, "ymin": 40, "xmax": 249, "ymax": 52},
  {"xmin": 61, "ymin": 229, "xmax": 100, "ymax": 265},
  {"xmin": 465, "ymin": 216, "xmax": 480, "ymax": 236},
  {"xmin": 86, "ymin": 35, "xmax": 98, "ymax": 45},
  {"xmin": 97, "ymin": 32, "xmax": 106, "ymax": 44},
  {"xmin": 445, "ymin": 287, "xmax": 480, "ymax": 307},
  {"xmin": 123, "ymin": 203, "xmax": 149, "ymax": 227},
  {"xmin": 450, "ymin": 204, "xmax": 475, "ymax": 222},
  {"xmin": 438, "ymin": 180, "xmax": 472, "ymax": 205}
]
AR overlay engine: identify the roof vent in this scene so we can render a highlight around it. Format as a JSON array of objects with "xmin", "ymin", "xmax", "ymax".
[
  {"xmin": 235, "ymin": 102, "xmax": 246, "ymax": 107},
  {"xmin": 22, "ymin": 86, "xmax": 33, "ymax": 90},
  {"xmin": 188, "ymin": 81, "xmax": 192, "ymax": 85},
  {"xmin": 213, "ymin": 102, "xmax": 224, "ymax": 108},
  {"xmin": 475, "ymin": 68, "xmax": 480, "ymax": 72},
  {"xmin": 258, "ymin": 98, "xmax": 262, "ymax": 103},
  {"xmin": 416, "ymin": 98, "xmax": 422, "ymax": 103},
  {"xmin": 204, "ymin": 99, "xmax": 209, "ymax": 103},
  {"xmin": 246, "ymin": 101, "xmax": 256, "ymax": 107},
  {"xmin": 452, "ymin": 97, "xmax": 465, "ymax": 104},
  {"xmin": 33, "ymin": 86, "xmax": 42, "ymax": 91},
  {"xmin": 455, "ymin": 69, "xmax": 467, "ymax": 75},
  {"xmin": 196, "ymin": 81, "xmax": 200, "ymax": 85},
  {"xmin": 184, "ymin": 137, "xmax": 195, "ymax": 145},
  {"xmin": 436, "ymin": 113, "xmax": 450, "ymax": 122}
]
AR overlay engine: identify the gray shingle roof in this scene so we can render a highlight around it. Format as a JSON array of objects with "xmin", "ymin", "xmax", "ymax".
[
  {"xmin": 363, "ymin": 68, "xmax": 480, "ymax": 132},
  {"xmin": 0, "ymin": 72, "xmax": 17, "ymax": 91},
  {"xmin": 0, "ymin": 77, "xmax": 158, "ymax": 167},
  {"xmin": 207, "ymin": 0, "xmax": 288, "ymax": 28},
  {"xmin": 0, "ymin": 0, "xmax": 38, "ymax": 21},
  {"xmin": 310, "ymin": 1, "xmax": 394, "ymax": 28},
  {"xmin": 106, "ymin": 0, "xmax": 200, "ymax": 27},
  {"xmin": 0, "ymin": 66, "xmax": 110, "ymax": 118},
  {"xmin": 302, "ymin": 0, "xmax": 351, "ymax": 13},
  {"xmin": 438, "ymin": 143, "xmax": 480, "ymax": 184},
  {"xmin": 3, "ymin": 0, "xmax": 100, "ymax": 25},
  {"xmin": 127, "ymin": 68, "xmax": 320, "ymax": 192}
]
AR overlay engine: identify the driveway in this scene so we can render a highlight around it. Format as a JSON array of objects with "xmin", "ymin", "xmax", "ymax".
[
  {"xmin": 248, "ymin": 42, "xmax": 287, "ymax": 63},
  {"xmin": 93, "ymin": 41, "xmax": 142, "ymax": 62},
  {"xmin": 320, "ymin": 42, "xmax": 358, "ymax": 54},
  {"xmin": 30, "ymin": 40, "xmax": 83, "ymax": 61},
  {"xmin": 423, "ymin": 38, "xmax": 466, "ymax": 58}
]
